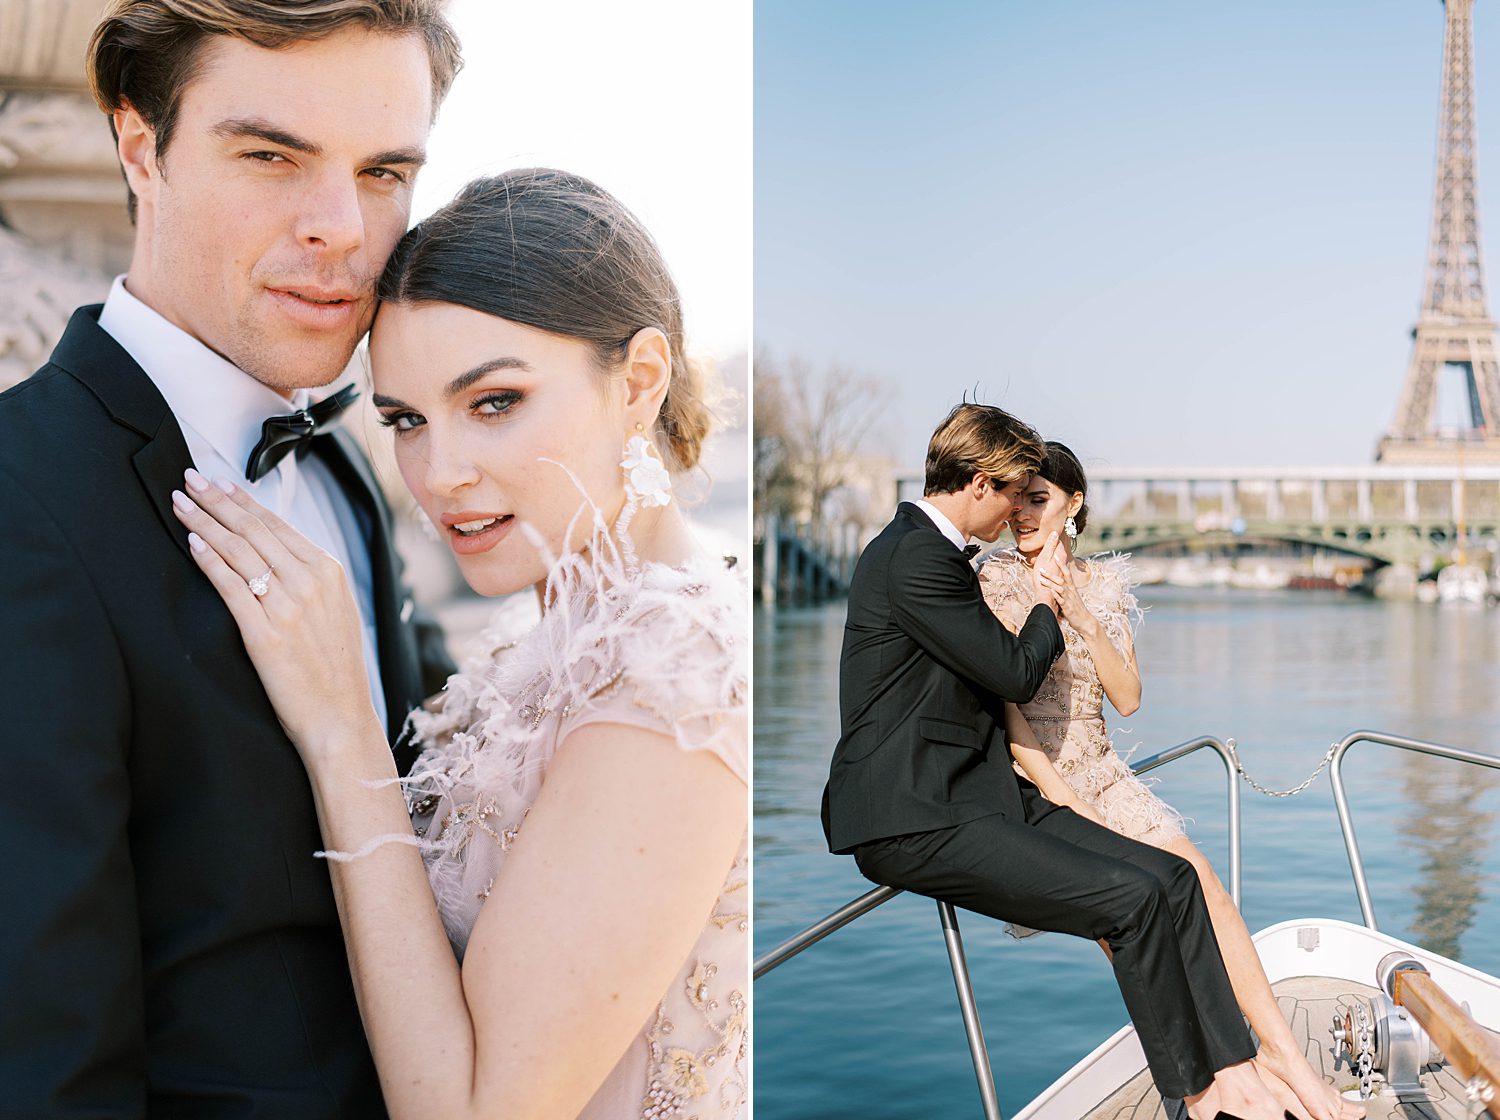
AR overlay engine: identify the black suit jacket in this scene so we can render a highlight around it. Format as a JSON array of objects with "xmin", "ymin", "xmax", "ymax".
[
  {"xmin": 822, "ymin": 502, "xmax": 1065, "ymax": 853},
  {"xmin": 0, "ymin": 308, "xmax": 454, "ymax": 1119}
]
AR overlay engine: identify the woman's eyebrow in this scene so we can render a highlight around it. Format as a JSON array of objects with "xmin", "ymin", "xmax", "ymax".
[{"xmin": 443, "ymin": 358, "xmax": 530, "ymax": 398}]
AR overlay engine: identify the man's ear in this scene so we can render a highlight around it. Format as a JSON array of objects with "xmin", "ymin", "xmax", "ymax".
[
  {"xmin": 114, "ymin": 103, "xmax": 159, "ymax": 210},
  {"xmin": 621, "ymin": 326, "xmax": 672, "ymax": 432}
]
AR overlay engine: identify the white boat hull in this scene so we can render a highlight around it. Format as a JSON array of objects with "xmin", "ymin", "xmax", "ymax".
[{"xmin": 1014, "ymin": 918, "xmax": 1500, "ymax": 1120}]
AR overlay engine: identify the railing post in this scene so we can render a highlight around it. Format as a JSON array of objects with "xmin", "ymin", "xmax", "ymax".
[
  {"xmin": 938, "ymin": 901, "xmax": 1003, "ymax": 1120},
  {"xmin": 1134, "ymin": 737, "xmax": 1242, "ymax": 908},
  {"xmin": 1329, "ymin": 734, "xmax": 1379, "ymax": 930},
  {"xmin": 1221, "ymin": 742, "xmax": 1242, "ymax": 908},
  {"xmin": 1326, "ymin": 730, "xmax": 1500, "ymax": 932}
]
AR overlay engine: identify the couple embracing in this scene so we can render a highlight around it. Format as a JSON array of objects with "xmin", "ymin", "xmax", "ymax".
[
  {"xmin": 824, "ymin": 405, "xmax": 1359, "ymax": 1120},
  {"xmin": 0, "ymin": 2, "xmax": 746, "ymax": 1118}
]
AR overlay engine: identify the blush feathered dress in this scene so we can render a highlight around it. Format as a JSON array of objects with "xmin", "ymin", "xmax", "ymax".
[
  {"xmin": 977, "ymin": 550, "xmax": 1184, "ymax": 846},
  {"xmin": 395, "ymin": 511, "xmax": 748, "ymax": 1120}
]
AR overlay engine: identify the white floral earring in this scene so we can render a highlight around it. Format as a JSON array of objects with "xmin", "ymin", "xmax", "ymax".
[
  {"xmin": 621, "ymin": 426, "xmax": 672, "ymax": 508},
  {"xmin": 1064, "ymin": 515, "xmax": 1078, "ymax": 540}
]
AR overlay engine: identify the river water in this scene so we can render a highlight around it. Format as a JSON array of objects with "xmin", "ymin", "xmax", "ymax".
[{"xmin": 752, "ymin": 586, "xmax": 1500, "ymax": 1118}]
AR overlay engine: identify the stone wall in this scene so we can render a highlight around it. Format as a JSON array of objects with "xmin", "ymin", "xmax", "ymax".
[{"xmin": 0, "ymin": 0, "xmax": 130, "ymax": 389}]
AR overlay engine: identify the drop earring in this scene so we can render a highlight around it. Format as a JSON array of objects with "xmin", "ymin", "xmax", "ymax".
[
  {"xmin": 1064, "ymin": 515, "xmax": 1078, "ymax": 540},
  {"xmin": 621, "ymin": 434, "xmax": 672, "ymax": 508}
]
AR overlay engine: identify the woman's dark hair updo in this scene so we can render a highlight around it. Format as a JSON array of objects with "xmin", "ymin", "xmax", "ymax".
[
  {"xmin": 1039, "ymin": 440, "xmax": 1089, "ymax": 535},
  {"xmin": 378, "ymin": 168, "xmax": 714, "ymax": 471}
]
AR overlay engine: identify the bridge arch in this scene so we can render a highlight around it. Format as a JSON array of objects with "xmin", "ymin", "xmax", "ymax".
[{"xmin": 1089, "ymin": 520, "xmax": 1488, "ymax": 566}]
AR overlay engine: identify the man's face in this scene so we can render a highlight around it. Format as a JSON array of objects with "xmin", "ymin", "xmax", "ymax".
[
  {"xmin": 123, "ymin": 29, "xmax": 434, "ymax": 394},
  {"xmin": 979, "ymin": 474, "xmax": 1028, "ymax": 540}
]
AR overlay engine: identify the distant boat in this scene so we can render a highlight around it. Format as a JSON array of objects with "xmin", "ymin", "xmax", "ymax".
[
  {"xmin": 1436, "ymin": 564, "xmax": 1488, "ymax": 605},
  {"xmin": 1165, "ymin": 559, "xmax": 1233, "ymax": 588},
  {"xmin": 1288, "ymin": 575, "xmax": 1345, "ymax": 592},
  {"xmin": 1228, "ymin": 563, "xmax": 1289, "ymax": 590}
]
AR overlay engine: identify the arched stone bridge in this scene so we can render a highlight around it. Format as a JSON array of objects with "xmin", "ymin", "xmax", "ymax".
[
  {"xmin": 897, "ymin": 465, "xmax": 1500, "ymax": 566},
  {"xmin": 1085, "ymin": 466, "xmax": 1500, "ymax": 566}
]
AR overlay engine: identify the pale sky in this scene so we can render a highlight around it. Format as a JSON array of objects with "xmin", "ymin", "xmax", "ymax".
[
  {"xmin": 413, "ymin": 0, "xmax": 751, "ymax": 361},
  {"xmin": 756, "ymin": 1, "xmax": 1500, "ymax": 471}
]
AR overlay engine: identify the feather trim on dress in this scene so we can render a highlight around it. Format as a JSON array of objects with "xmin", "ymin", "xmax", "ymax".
[
  {"xmin": 318, "ymin": 469, "xmax": 750, "ymax": 1118},
  {"xmin": 398, "ymin": 480, "xmax": 747, "ymax": 952},
  {"xmin": 977, "ymin": 547, "xmax": 1185, "ymax": 944}
]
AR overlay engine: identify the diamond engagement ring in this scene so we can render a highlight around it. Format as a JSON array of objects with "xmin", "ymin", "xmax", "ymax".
[{"xmin": 248, "ymin": 567, "xmax": 274, "ymax": 597}]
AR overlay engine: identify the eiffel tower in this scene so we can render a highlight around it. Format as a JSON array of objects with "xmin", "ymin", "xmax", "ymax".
[{"xmin": 1379, "ymin": 0, "xmax": 1500, "ymax": 465}]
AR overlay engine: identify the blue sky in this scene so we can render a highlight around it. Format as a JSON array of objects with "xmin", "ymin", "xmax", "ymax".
[{"xmin": 755, "ymin": 1, "xmax": 1500, "ymax": 470}]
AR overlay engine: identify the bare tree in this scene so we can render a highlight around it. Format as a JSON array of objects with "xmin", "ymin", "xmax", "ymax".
[
  {"xmin": 754, "ymin": 350, "xmax": 892, "ymax": 529},
  {"xmin": 752, "ymin": 350, "xmax": 798, "ymax": 519}
]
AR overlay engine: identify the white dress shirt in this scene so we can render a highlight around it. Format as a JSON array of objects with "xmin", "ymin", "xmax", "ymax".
[
  {"xmin": 99, "ymin": 275, "xmax": 387, "ymax": 728},
  {"xmin": 913, "ymin": 498, "xmax": 970, "ymax": 551}
]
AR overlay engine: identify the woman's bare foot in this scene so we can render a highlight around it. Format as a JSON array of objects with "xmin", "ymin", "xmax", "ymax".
[
  {"xmin": 1256, "ymin": 1044, "xmax": 1366, "ymax": 1120},
  {"xmin": 1183, "ymin": 1059, "xmax": 1290, "ymax": 1120},
  {"xmin": 1252, "ymin": 1057, "xmax": 1312, "ymax": 1120}
]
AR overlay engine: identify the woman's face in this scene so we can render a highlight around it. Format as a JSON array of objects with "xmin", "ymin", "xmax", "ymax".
[
  {"xmin": 370, "ymin": 301, "xmax": 630, "ymax": 597},
  {"xmin": 1010, "ymin": 475, "xmax": 1081, "ymax": 554}
]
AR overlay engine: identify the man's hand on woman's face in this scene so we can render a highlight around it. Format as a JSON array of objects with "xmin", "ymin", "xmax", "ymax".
[{"xmin": 1031, "ymin": 530, "xmax": 1064, "ymax": 611}]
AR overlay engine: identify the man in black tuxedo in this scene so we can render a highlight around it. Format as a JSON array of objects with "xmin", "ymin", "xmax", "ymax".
[
  {"xmin": 0, "ymin": 3, "xmax": 461, "ymax": 1117},
  {"xmin": 825, "ymin": 405, "xmax": 1282, "ymax": 1118}
]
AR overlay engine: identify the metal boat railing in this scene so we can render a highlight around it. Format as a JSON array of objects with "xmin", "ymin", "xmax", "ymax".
[
  {"xmin": 754, "ymin": 734, "xmax": 1241, "ymax": 1120},
  {"xmin": 1329, "ymin": 729, "xmax": 1500, "ymax": 931}
]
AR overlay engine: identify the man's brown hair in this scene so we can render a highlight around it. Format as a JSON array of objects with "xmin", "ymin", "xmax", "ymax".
[
  {"xmin": 87, "ymin": 0, "xmax": 462, "ymax": 220},
  {"xmin": 923, "ymin": 403, "xmax": 1045, "ymax": 496}
]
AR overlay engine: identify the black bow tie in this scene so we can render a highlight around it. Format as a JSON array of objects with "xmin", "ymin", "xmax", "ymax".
[
  {"xmin": 244, "ymin": 384, "xmax": 361, "ymax": 482},
  {"xmin": 961, "ymin": 543, "xmax": 983, "ymax": 559}
]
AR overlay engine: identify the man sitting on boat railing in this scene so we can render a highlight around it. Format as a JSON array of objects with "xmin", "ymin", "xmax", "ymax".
[{"xmin": 821, "ymin": 403, "xmax": 1309, "ymax": 1120}]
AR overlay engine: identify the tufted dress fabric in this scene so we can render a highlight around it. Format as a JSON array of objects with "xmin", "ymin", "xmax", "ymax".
[
  {"xmin": 396, "ymin": 524, "xmax": 748, "ymax": 1120},
  {"xmin": 978, "ymin": 550, "xmax": 1184, "ymax": 847}
]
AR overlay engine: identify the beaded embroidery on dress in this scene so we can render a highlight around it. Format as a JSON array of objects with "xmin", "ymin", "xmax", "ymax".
[
  {"xmin": 397, "ymin": 489, "xmax": 749, "ymax": 1120},
  {"xmin": 977, "ymin": 550, "xmax": 1184, "ymax": 845}
]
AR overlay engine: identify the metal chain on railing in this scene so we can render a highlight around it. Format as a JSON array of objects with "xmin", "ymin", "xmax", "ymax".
[{"xmin": 1224, "ymin": 737, "xmax": 1339, "ymax": 798}]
